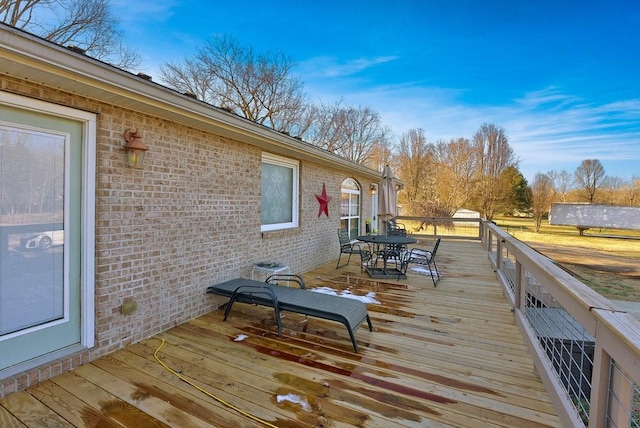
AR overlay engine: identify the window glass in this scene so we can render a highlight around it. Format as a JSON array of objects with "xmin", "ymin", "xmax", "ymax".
[
  {"xmin": 0, "ymin": 125, "xmax": 66, "ymax": 335},
  {"xmin": 261, "ymin": 153, "xmax": 299, "ymax": 231},
  {"xmin": 340, "ymin": 179, "xmax": 361, "ymax": 239},
  {"xmin": 342, "ymin": 178, "xmax": 359, "ymax": 190},
  {"xmin": 340, "ymin": 192, "xmax": 349, "ymax": 217}
]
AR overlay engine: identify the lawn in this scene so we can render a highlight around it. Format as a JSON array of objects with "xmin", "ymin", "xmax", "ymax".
[{"xmin": 493, "ymin": 216, "xmax": 640, "ymax": 302}]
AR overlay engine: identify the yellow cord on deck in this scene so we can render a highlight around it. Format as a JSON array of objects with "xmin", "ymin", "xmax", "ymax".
[{"xmin": 154, "ymin": 339, "xmax": 279, "ymax": 428}]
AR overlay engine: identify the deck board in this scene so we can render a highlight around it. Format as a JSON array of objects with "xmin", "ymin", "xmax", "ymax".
[
  {"xmin": 0, "ymin": 240, "xmax": 563, "ymax": 427},
  {"xmin": 0, "ymin": 390, "xmax": 72, "ymax": 428}
]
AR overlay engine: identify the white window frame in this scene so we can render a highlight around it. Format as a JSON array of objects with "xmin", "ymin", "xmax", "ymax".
[
  {"xmin": 261, "ymin": 153, "xmax": 299, "ymax": 232},
  {"xmin": 340, "ymin": 178, "xmax": 362, "ymax": 239}
]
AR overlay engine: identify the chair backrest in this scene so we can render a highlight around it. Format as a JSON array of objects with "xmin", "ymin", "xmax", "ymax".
[
  {"xmin": 399, "ymin": 238, "xmax": 441, "ymax": 276},
  {"xmin": 403, "ymin": 237, "xmax": 441, "ymax": 266},
  {"xmin": 384, "ymin": 242, "xmax": 405, "ymax": 255},
  {"xmin": 387, "ymin": 220, "xmax": 407, "ymax": 236},
  {"xmin": 338, "ymin": 229, "xmax": 351, "ymax": 247},
  {"xmin": 430, "ymin": 237, "xmax": 442, "ymax": 259}
]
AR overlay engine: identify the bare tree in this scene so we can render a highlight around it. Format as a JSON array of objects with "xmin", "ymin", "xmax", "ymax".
[
  {"xmin": 366, "ymin": 141, "xmax": 393, "ymax": 172},
  {"xmin": 531, "ymin": 173, "xmax": 555, "ymax": 232},
  {"xmin": 394, "ymin": 129, "xmax": 436, "ymax": 215},
  {"xmin": 307, "ymin": 100, "xmax": 390, "ymax": 164},
  {"xmin": 600, "ymin": 175, "xmax": 628, "ymax": 205},
  {"xmin": 432, "ymin": 138, "xmax": 477, "ymax": 215},
  {"xmin": 0, "ymin": 0, "xmax": 140, "ymax": 69},
  {"xmin": 574, "ymin": 159, "xmax": 605, "ymax": 203},
  {"xmin": 160, "ymin": 35, "xmax": 311, "ymax": 136},
  {"xmin": 158, "ymin": 57, "xmax": 217, "ymax": 101},
  {"xmin": 625, "ymin": 177, "xmax": 640, "ymax": 206},
  {"xmin": 470, "ymin": 123, "xmax": 518, "ymax": 220},
  {"xmin": 548, "ymin": 169, "xmax": 573, "ymax": 202}
]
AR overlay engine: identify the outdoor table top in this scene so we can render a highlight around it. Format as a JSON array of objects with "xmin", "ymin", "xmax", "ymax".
[{"xmin": 356, "ymin": 234, "xmax": 417, "ymax": 245}]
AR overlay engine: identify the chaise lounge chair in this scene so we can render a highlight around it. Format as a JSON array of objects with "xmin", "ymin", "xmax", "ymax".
[{"xmin": 206, "ymin": 275, "xmax": 373, "ymax": 352}]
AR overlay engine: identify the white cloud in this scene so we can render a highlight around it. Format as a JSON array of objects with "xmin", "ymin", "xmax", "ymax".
[
  {"xmin": 495, "ymin": 94, "xmax": 640, "ymax": 179},
  {"xmin": 514, "ymin": 86, "xmax": 583, "ymax": 110},
  {"xmin": 303, "ymin": 79, "xmax": 640, "ymax": 180},
  {"xmin": 299, "ymin": 55, "xmax": 399, "ymax": 79}
]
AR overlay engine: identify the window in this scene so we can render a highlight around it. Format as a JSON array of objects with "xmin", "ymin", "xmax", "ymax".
[
  {"xmin": 261, "ymin": 153, "xmax": 299, "ymax": 231},
  {"xmin": 340, "ymin": 178, "xmax": 361, "ymax": 239}
]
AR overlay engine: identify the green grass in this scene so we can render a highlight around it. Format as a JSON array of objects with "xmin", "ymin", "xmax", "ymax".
[
  {"xmin": 494, "ymin": 216, "xmax": 640, "ymax": 260},
  {"xmin": 493, "ymin": 215, "xmax": 640, "ymax": 301}
]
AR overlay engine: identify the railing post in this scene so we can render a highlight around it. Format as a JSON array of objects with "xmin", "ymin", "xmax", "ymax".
[
  {"xmin": 589, "ymin": 345, "xmax": 633, "ymax": 428},
  {"xmin": 610, "ymin": 367, "xmax": 634, "ymax": 427},
  {"xmin": 487, "ymin": 229, "xmax": 496, "ymax": 267},
  {"xmin": 514, "ymin": 259, "xmax": 522, "ymax": 310},
  {"xmin": 588, "ymin": 344, "xmax": 609, "ymax": 427}
]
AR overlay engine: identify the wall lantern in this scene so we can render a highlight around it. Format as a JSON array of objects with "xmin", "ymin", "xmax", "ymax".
[
  {"xmin": 123, "ymin": 129, "xmax": 149, "ymax": 169},
  {"xmin": 370, "ymin": 183, "xmax": 377, "ymax": 195}
]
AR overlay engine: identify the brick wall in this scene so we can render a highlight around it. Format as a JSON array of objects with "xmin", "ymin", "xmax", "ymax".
[{"xmin": 0, "ymin": 77, "xmax": 375, "ymax": 397}]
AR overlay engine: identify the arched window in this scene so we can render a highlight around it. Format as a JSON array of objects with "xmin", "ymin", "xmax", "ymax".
[{"xmin": 340, "ymin": 178, "xmax": 361, "ymax": 239}]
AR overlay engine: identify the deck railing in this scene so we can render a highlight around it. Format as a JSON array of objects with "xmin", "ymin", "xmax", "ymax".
[
  {"xmin": 393, "ymin": 216, "xmax": 482, "ymax": 240},
  {"xmin": 397, "ymin": 215, "xmax": 640, "ymax": 427}
]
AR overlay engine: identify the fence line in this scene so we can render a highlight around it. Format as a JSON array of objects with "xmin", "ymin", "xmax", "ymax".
[{"xmin": 393, "ymin": 216, "xmax": 482, "ymax": 240}]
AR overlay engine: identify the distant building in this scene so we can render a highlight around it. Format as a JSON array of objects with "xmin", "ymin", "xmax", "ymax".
[
  {"xmin": 453, "ymin": 208, "xmax": 480, "ymax": 219},
  {"xmin": 549, "ymin": 203, "xmax": 640, "ymax": 234}
]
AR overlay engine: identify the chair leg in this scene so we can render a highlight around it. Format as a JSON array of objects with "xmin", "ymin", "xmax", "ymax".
[
  {"xmin": 336, "ymin": 251, "xmax": 353, "ymax": 269},
  {"xmin": 360, "ymin": 252, "xmax": 371, "ymax": 273},
  {"xmin": 365, "ymin": 315, "xmax": 373, "ymax": 332},
  {"xmin": 429, "ymin": 261, "xmax": 440, "ymax": 287}
]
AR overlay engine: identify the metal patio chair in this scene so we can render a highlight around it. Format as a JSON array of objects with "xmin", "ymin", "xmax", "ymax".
[
  {"xmin": 387, "ymin": 220, "xmax": 407, "ymax": 236},
  {"xmin": 336, "ymin": 229, "xmax": 371, "ymax": 272},
  {"xmin": 399, "ymin": 237, "xmax": 441, "ymax": 286}
]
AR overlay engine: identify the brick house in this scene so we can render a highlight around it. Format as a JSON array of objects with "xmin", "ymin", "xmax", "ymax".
[{"xmin": 0, "ymin": 24, "xmax": 382, "ymax": 396}]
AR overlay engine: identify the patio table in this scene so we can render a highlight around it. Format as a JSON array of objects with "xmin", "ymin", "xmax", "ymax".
[{"xmin": 357, "ymin": 234, "xmax": 417, "ymax": 279}]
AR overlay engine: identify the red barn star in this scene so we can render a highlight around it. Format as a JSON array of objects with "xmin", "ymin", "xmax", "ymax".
[{"xmin": 315, "ymin": 183, "xmax": 332, "ymax": 217}]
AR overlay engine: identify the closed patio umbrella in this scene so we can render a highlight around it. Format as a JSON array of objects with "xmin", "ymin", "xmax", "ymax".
[{"xmin": 378, "ymin": 164, "xmax": 397, "ymax": 234}]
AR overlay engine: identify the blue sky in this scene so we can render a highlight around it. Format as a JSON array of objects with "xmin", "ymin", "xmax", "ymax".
[{"xmin": 114, "ymin": 0, "xmax": 640, "ymax": 182}]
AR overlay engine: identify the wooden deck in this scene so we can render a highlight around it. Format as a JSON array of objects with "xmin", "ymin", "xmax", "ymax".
[{"xmin": 0, "ymin": 240, "xmax": 562, "ymax": 427}]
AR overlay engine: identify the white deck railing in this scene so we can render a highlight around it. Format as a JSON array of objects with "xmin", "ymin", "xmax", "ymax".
[{"xmin": 397, "ymin": 216, "xmax": 640, "ymax": 428}]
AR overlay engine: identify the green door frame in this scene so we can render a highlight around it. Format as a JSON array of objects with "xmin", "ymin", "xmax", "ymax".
[{"xmin": 0, "ymin": 91, "xmax": 95, "ymax": 377}]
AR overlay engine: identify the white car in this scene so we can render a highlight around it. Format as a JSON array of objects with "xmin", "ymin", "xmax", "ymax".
[{"xmin": 20, "ymin": 230, "xmax": 64, "ymax": 250}]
